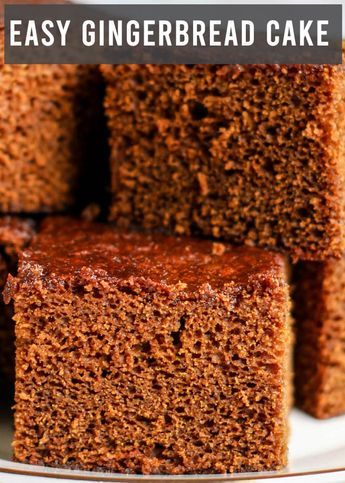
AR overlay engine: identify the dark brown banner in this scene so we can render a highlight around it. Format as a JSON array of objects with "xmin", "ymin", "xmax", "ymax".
[{"xmin": 4, "ymin": 4, "xmax": 343, "ymax": 64}]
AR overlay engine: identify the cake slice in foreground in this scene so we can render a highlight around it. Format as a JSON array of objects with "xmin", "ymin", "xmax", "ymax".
[
  {"xmin": 0, "ymin": 217, "xmax": 36, "ymax": 389},
  {"xmin": 6, "ymin": 218, "xmax": 291, "ymax": 474},
  {"xmin": 102, "ymin": 63, "xmax": 345, "ymax": 261},
  {"xmin": 294, "ymin": 259, "xmax": 345, "ymax": 418}
]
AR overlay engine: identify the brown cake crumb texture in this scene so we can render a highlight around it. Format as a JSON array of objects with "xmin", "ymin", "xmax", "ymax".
[
  {"xmin": 102, "ymin": 62, "xmax": 345, "ymax": 261},
  {"xmin": 7, "ymin": 218, "xmax": 291, "ymax": 474},
  {"xmin": 0, "ymin": 24, "xmax": 105, "ymax": 213},
  {"xmin": 294, "ymin": 258, "xmax": 345, "ymax": 419},
  {"xmin": 0, "ymin": 217, "xmax": 36, "ymax": 385}
]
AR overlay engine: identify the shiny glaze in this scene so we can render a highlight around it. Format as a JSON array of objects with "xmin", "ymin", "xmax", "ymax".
[{"xmin": 17, "ymin": 217, "xmax": 285, "ymax": 293}]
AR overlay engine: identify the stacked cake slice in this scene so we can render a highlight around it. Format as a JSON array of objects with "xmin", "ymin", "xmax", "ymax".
[
  {"xmin": 0, "ymin": 2, "xmax": 106, "ymax": 212},
  {"xmin": 101, "ymin": 63, "xmax": 345, "ymax": 261}
]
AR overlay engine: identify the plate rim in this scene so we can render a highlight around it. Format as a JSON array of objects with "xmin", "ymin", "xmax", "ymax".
[{"xmin": 0, "ymin": 461, "xmax": 345, "ymax": 482}]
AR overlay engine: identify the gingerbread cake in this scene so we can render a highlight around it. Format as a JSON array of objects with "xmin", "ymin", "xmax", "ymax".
[
  {"xmin": 294, "ymin": 259, "xmax": 345, "ymax": 419},
  {"xmin": 102, "ymin": 63, "xmax": 345, "ymax": 261},
  {"xmin": 6, "ymin": 217, "xmax": 291, "ymax": 474},
  {"xmin": 0, "ymin": 216, "xmax": 36, "ymax": 388},
  {"xmin": 0, "ymin": 9, "xmax": 105, "ymax": 213}
]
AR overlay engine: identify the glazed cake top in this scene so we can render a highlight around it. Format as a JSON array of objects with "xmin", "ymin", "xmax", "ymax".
[{"xmin": 12, "ymin": 217, "xmax": 286, "ymax": 294}]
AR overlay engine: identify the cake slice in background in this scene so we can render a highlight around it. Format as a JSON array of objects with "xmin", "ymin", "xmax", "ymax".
[
  {"xmin": 101, "ymin": 63, "xmax": 345, "ymax": 261},
  {"xmin": 6, "ymin": 217, "xmax": 291, "ymax": 474},
  {"xmin": 0, "ymin": 24, "xmax": 107, "ymax": 213},
  {"xmin": 0, "ymin": 217, "xmax": 36, "ymax": 390},
  {"xmin": 294, "ymin": 260, "xmax": 345, "ymax": 418}
]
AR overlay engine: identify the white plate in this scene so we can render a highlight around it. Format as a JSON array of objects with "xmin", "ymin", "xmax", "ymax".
[{"xmin": 1, "ymin": 407, "xmax": 345, "ymax": 481}]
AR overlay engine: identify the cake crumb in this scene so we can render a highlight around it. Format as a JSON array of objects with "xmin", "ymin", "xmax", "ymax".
[
  {"xmin": 197, "ymin": 172, "xmax": 209, "ymax": 196},
  {"xmin": 212, "ymin": 242, "xmax": 226, "ymax": 256}
]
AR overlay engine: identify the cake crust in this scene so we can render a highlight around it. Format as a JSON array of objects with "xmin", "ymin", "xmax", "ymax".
[{"xmin": 0, "ymin": 217, "xmax": 36, "ymax": 386}]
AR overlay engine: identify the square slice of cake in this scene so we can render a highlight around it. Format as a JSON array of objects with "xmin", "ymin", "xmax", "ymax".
[
  {"xmin": 0, "ymin": 10, "xmax": 105, "ymax": 213},
  {"xmin": 294, "ymin": 259, "xmax": 345, "ymax": 418},
  {"xmin": 101, "ymin": 63, "xmax": 345, "ymax": 261},
  {"xmin": 6, "ymin": 218, "xmax": 291, "ymax": 474}
]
